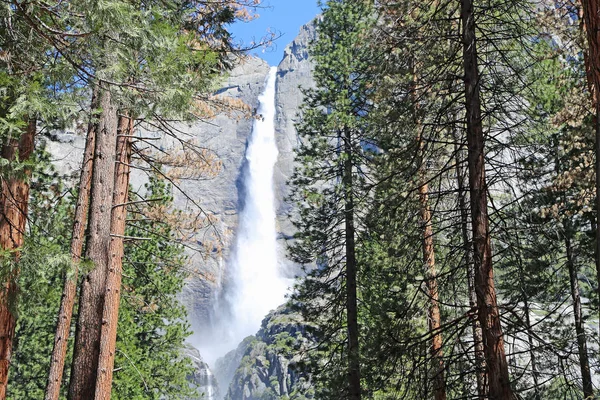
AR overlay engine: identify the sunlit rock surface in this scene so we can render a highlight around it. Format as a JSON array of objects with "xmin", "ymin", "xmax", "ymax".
[
  {"xmin": 220, "ymin": 306, "xmax": 316, "ymax": 400},
  {"xmin": 274, "ymin": 21, "xmax": 317, "ymax": 277}
]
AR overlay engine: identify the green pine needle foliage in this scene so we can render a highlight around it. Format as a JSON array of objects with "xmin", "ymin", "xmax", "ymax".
[{"xmin": 8, "ymin": 152, "xmax": 195, "ymax": 399}]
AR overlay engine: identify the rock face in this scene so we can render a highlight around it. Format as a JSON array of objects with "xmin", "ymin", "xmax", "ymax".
[
  {"xmin": 213, "ymin": 336, "xmax": 256, "ymax": 397},
  {"xmin": 221, "ymin": 306, "xmax": 316, "ymax": 400},
  {"xmin": 274, "ymin": 21, "xmax": 317, "ymax": 275},
  {"xmin": 185, "ymin": 346, "xmax": 221, "ymax": 400},
  {"xmin": 176, "ymin": 56, "xmax": 271, "ymax": 328}
]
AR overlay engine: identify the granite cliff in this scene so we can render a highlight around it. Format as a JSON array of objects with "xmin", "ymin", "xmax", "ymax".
[{"xmin": 219, "ymin": 306, "xmax": 316, "ymax": 400}]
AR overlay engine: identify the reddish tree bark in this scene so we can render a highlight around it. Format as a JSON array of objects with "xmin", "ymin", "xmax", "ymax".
[
  {"xmin": 45, "ymin": 93, "xmax": 98, "ymax": 400},
  {"xmin": 94, "ymin": 114, "xmax": 133, "ymax": 400},
  {"xmin": 579, "ymin": 0, "xmax": 600, "ymax": 342},
  {"xmin": 68, "ymin": 87, "xmax": 118, "ymax": 400},
  {"xmin": 459, "ymin": 0, "xmax": 514, "ymax": 398},
  {"xmin": 418, "ymin": 174, "xmax": 447, "ymax": 400},
  {"xmin": 453, "ymin": 133, "xmax": 487, "ymax": 398},
  {"xmin": 413, "ymin": 69, "xmax": 446, "ymax": 400},
  {"xmin": 0, "ymin": 119, "xmax": 36, "ymax": 398}
]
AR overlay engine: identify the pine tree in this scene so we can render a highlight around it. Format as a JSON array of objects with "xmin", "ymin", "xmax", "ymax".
[
  {"xmin": 289, "ymin": 1, "xmax": 376, "ymax": 398},
  {"xmin": 8, "ymin": 158, "xmax": 196, "ymax": 399},
  {"xmin": 459, "ymin": 0, "xmax": 515, "ymax": 396},
  {"xmin": 7, "ymin": 145, "xmax": 74, "ymax": 400},
  {"xmin": 112, "ymin": 175, "xmax": 195, "ymax": 400},
  {"xmin": 579, "ymin": 2, "xmax": 600, "ymax": 342},
  {"xmin": 498, "ymin": 26, "xmax": 599, "ymax": 397},
  {"xmin": 0, "ymin": 2, "xmax": 81, "ymax": 389}
]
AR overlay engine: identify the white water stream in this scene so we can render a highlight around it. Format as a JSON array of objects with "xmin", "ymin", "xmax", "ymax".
[
  {"xmin": 198, "ymin": 67, "xmax": 289, "ymax": 371},
  {"xmin": 227, "ymin": 66, "xmax": 288, "ymax": 341}
]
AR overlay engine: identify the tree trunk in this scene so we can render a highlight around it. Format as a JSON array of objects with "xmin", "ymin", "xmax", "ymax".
[
  {"xmin": 511, "ymin": 229, "xmax": 541, "ymax": 400},
  {"xmin": 45, "ymin": 92, "xmax": 98, "ymax": 400},
  {"xmin": 579, "ymin": 0, "xmax": 600, "ymax": 339},
  {"xmin": 453, "ymin": 135, "xmax": 487, "ymax": 398},
  {"xmin": 564, "ymin": 221, "xmax": 594, "ymax": 399},
  {"xmin": 343, "ymin": 127, "xmax": 361, "ymax": 400},
  {"xmin": 68, "ymin": 86, "xmax": 118, "ymax": 400},
  {"xmin": 459, "ymin": 0, "xmax": 514, "ymax": 398},
  {"xmin": 94, "ymin": 114, "xmax": 133, "ymax": 400},
  {"xmin": 413, "ymin": 78, "xmax": 446, "ymax": 399},
  {"xmin": 0, "ymin": 119, "xmax": 35, "ymax": 399},
  {"xmin": 418, "ymin": 175, "xmax": 447, "ymax": 400},
  {"xmin": 521, "ymin": 296, "xmax": 541, "ymax": 400}
]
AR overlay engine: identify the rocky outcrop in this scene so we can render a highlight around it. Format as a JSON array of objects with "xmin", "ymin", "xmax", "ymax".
[
  {"xmin": 222, "ymin": 306, "xmax": 316, "ymax": 400},
  {"xmin": 185, "ymin": 345, "xmax": 221, "ymax": 400},
  {"xmin": 213, "ymin": 336, "xmax": 256, "ymax": 396}
]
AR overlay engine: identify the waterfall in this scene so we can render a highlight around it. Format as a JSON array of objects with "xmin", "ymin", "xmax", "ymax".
[
  {"xmin": 228, "ymin": 66, "xmax": 288, "ymax": 339},
  {"xmin": 197, "ymin": 66, "xmax": 289, "ymax": 370}
]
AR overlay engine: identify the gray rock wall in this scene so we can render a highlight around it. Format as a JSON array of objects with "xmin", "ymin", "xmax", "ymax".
[
  {"xmin": 221, "ymin": 306, "xmax": 316, "ymax": 400},
  {"xmin": 274, "ymin": 22, "xmax": 317, "ymax": 273}
]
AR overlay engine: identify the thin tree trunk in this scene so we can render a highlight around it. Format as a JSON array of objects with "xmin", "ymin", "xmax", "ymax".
[
  {"xmin": 94, "ymin": 114, "xmax": 133, "ymax": 400},
  {"xmin": 453, "ymin": 134, "xmax": 487, "ymax": 398},
  {"xmin": 343, "ymin": 127, "xmax": 361, "ymax": 400},
  {"xmin": 564, "ymin": 221, "xmax": 594, "ymax": 399},
  {"xmin": 68, "ymin": 86, "xmax": 118, "ymax": 400},
  {"xmin": 413, "ymin": 74, "xmax": 446, "ymax": 400},
  {"xmin": 459, "ymin": 0, "xmax": 514, "ymax": 398},
  {"xmin": 579, "ymin": 0, "xmax": 600, "ymax": 339},
  {"xmin": 0, "ymin": 119, "xmax": 35, "ymax": 399},
  {"xmin": 418, "ymin": 174, "xmax": 447, "ymax": 400},
  {"xmin": 45, "ymin": 92, "xmax": 98, "ymax": 400},
  {"xmin": 447, "ymin": 12, "xmax": 486, "ymax": 396},
  {"xmin": 521, "ymin": 296, "xmax": 541, "ymax": 400},
  {"xmin": 511, "ymin": 229, "xmax": 541, "ymax": 400}
]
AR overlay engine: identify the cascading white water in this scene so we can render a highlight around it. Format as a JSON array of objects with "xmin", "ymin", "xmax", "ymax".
[
  {"xmin": 197, "ymin": 67, "xmax": 289, "ymax": 369},
  {"xmin": 227, "ymin": 66, "xmax": 288, "ymax": 338}
]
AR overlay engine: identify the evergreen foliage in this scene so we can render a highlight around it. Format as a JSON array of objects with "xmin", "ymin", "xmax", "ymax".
[
  {"xmin": 113, "ymin": 176, "xmax": 194, "ymax": 399},
  {"xmin": 288, "ymin": 1, "xmax": 375, "ymax": 398},
  {"xmin": 288, "ymin": 0, "xmax": 600, "ymax": 398},
  {"xmin": 7, "ymin": 155, "xmax": 195, "ymax": 399},
  {"xmin": 8, "ymin": 148, "xmax": 73, "ymax": 399}
]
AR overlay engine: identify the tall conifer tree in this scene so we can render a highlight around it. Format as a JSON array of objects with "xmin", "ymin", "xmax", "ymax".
[{"xmin": 289, "ymin": 1, "xmax": 375, "ymax": 398}]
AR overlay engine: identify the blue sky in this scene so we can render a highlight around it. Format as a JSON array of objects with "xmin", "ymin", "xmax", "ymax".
[{"xmin": 228, "ymin": 1, "xmax": 321, "ymax": 66}]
